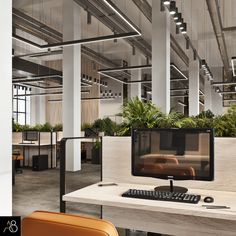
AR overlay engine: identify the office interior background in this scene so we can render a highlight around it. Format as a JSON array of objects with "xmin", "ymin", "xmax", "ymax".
[{"xmin": 1, "ymin": 0, "xmax": 236, "ymax": 235}]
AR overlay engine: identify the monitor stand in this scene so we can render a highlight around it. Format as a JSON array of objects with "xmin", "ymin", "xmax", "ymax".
[{"xmin": 154, "ymin": 180, "xmax": 188, "ymax": 193}]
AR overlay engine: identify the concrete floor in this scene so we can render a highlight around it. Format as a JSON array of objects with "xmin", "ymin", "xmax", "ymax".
[{"xmin": 13, "ymin": 163, "xmax": 150, "ymax": 236}]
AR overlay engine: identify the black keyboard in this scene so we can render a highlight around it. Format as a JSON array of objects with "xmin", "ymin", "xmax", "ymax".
[{"xmin": 122, "ymin": 189, "xmax": 201, "ymax": 204}]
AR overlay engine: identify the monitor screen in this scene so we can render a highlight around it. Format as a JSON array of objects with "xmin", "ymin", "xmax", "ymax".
[
  {"xmin": 22, "ymin": 131, "xmax": 39, "ymax": 141},
  {"xmin": 132, "ymin": 128, "xmax": 214, "ymax": 181}
]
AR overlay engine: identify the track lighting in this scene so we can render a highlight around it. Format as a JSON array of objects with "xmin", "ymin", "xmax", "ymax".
[
  {"xmin": 173, "ymin": 12, "xmax": 179, "ymax": 21},
  {"xmin": 163, "ymin": 0, "xmax": 170, "ymax": 5},
  {"xmin": 169, "ymin": 1, "xmax": 177, "ymax": 15},
  {"xmin": 181, "ymin": 23, "xmax": 187, "ymax": 34},
  {"xmin": 176, "ymin": 17, "xmax": 183, "ymax": 25}
]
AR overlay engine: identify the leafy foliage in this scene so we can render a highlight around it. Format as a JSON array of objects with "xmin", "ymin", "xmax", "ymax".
[
  {"xmin": 118, "ymin": 97, "xmax": 162, "ymax": 135},
  {"xmin": 92, "ymin": 117, "xmax": 118, "ymax": 136}
]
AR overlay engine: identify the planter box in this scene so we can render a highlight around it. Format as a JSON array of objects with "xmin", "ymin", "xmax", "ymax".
[{"xmin": 102, "ymin": 136, "xmax": 236, "ymax": 192}]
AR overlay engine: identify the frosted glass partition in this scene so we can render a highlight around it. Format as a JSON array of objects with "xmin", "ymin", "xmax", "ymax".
[
  {"xmin": 12, "ymin": 132, "xmax": 23, "ymax": 144},
  {"xmin": 40, "ymin": 132, "xmax": 51, "ymax": 145}
]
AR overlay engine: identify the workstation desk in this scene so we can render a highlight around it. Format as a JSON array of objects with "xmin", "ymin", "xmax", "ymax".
[
  {"xmin": 12, "ymin": 131, "xmax": 57, "ymax": 168},
  {"xmin": 62, "ymin": 137, "xmax": 236, "ymax": 236},
  {"xmin": 63, "ymin": 182, "xmax": 236, "ymax": 236}
]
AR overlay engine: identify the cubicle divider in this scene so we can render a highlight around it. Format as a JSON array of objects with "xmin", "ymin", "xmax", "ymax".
[
  {"xmin": 102, "ymin": 136, "xmax": 236, "ymax": 192},
  {"xmin": 12, "ymin": 131, "xmax": 57, "ymax": 169},
  {"xmin": 59, "ymin": 136, "xmax": 102, "ymax": 213}
]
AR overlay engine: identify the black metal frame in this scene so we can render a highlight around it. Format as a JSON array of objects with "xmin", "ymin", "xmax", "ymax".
[
  {"xmin": 13, "ymin": 32, "xmax": 139, "ymax": 50},
  {"xmin": 59, "ymin": 136, "xmax": 102, "ymax": 213}
]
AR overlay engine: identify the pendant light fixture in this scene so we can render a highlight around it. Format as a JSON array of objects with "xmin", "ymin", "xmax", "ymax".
[
  {"xmin": 163, "ymin": 0, "xmax": 171, "ymax": 5},
  {"xmin": 176, "ymin": 17, "xmax": 183, "ymax": 25},
  {"xmin": 169, "ymin": 1, "xmax": 177, "ymax": 15},
  {"xmin": 173, "ymin": 12, "xmax": 179, "ymax": 21},
  {"xmin": 181, "ymin": 23, "xmax": 187, "ymax": 34}
]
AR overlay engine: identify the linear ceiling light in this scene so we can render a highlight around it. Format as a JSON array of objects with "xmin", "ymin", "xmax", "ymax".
[
  {"xmin": 218, "ymin": 91, "xmax": 236, "ymax": 94},
  {"xmin": 231, "ymin": 57, "xmax": 236, "ymax": 77},
  {"xmin": 98, "ymin": 64, "xmax": 152, "ymax": 73},
  {"xmin": 178, "ymin": 100, "xmax": 187, "ymax": 107},
  {"xmin": 12, "ymin": 35, "xmax": 42, "ymax": 50},
  {"xmin": 102, "ymin": 0, "xmax": 141, "ymax": 36},
  {"xmin": 98, "ymin": 72, "xmax": 151, "ymax": 84},
  {"xmin": 212, "ymin": 81, "xmax": 236, "ymax": 86},
  {"xmin": 170, "ymin": 64, "xmax": 188, "ymax": 80}
]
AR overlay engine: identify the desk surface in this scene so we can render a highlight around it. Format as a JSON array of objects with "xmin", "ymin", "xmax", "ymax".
[
  {"xmin": 63, "ymin": 182, "xmax": 236, "ymax": 221},
  {"xmin": 12, "ymin": 143, "xmax": 53, "ymax": 146}
]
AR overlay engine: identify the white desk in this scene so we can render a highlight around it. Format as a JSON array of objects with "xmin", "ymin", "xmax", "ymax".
[
  {"xmin": 12, "ymin": 143, "xmax": 56, "ymax": 168},
  {"xmin": 63, "ymin": 183, "xmax": 236, "ymax": 236}
]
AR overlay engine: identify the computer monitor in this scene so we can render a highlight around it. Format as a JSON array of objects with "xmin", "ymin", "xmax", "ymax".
[
  {"xmin": 132, "ymin": 128, "xmax": 214, "ymax": 193},
  {"xmin": 22, "ymin": 131, "xmax": 38, "ymax": 143}
]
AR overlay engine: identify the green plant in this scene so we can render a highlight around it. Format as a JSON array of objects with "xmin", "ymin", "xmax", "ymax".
[
  {"xmin": 92, "ymin": 118, "xmax": 118, "ymax": 136},
  {"xmin": 53, "ymin": 123, "xmax": 63, "ymax": 132},
  {"xmin": 175, "ymin": 117, "xmax": 197, "ymax": 128},
  {"xmin": 12, "ymin": 119, "xmax": 23, "ymax": 132},
  {"xmin": 81, "ymin": 123, "xmax": 92, "ymax": 131},
  {"xmin": 154, "ymin": 111, "xmax": 184, "ymax": 128},
  {"xmin": 118, "ymin": 97, "xmax": 162, "ymax": 135}
]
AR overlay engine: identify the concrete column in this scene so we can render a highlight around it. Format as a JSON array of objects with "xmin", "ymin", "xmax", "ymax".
[
  {"xmin": 204, "ymin": 80, "xmax": 212, "ymax": 111},
  {"xmin": 211, "ymin": 91, "xmax": 223, "ymax": 115},
  {"xmin": 0, "ymin": 0, "xmax": 12, "ymax": 215},
  {"xmin": 211, "ymin": 67, "xmax": 223, "ymax": 115},
  {"xmin": 189, "ymin": 60, "xmax": 200, "ymax": 115},
  {"xmin": 63, "ymin": 0, "xmax": 81, "ymax": 171},
  {"xmin": 30, "ymin": 89, "xmax": 46, "ymax": 125},
  {"xmin": 152, "ymin": 0, "xmax": 170, "ymax": 113},
  {"xmin": 129, "ymin": 55, "xmax": 142, "ymax": 99}
]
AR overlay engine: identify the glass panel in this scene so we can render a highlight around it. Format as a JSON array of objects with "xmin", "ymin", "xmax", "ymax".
[
  {"xmin": 18, "ymin": 113, "xmax": 25, "ymax": 125},
  {"xmin": 18, "ymin": 100, "xmax": 25, "ymax": 113},
  {"xmin": 13, "ymin": 99, "xmax": 17, "ymax": 112}
]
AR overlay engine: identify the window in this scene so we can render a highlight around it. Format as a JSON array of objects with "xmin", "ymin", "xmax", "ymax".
[{"xmin": 13, "ymin": 86, "xmax": 31, "ymax": 125}]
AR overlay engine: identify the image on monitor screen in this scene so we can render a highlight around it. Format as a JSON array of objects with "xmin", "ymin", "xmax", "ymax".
[{"xmin": 132, "ymin": 128, "xmax": 214, "ymax": 182}]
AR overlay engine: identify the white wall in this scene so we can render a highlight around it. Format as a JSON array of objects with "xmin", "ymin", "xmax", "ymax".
[{"xmin": 0, "ymin": 0, "xmax": 12, "ymax": 216}]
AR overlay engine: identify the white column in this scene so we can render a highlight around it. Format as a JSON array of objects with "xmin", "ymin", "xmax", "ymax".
[
  {"xmin": 189, "ymin": 60, "xmax": 200, "ymax": 115},
  {"xmin": 152, "ymin": 0, "xmax": 170, "ymax": 113},
  {"xmin": 63, "ymin": 0, "xmax": 81, "ymax": 171},
  {"xmin": 204, "ymin": 80, "xmax": 212, "ymax": 111},
  {"xmin": 30, "ymin": 89, "xmax": 46, "ymax": 125},
  {"xmin": 0, "ymin": 0, "xmax": 12, "ymax": 215},
  {"xmin": 211, "ymin": 91, "xmax": 223, "ymax": 115},
  {"xmin": 129, "ymin": 55, "xmax": 141, "ymax": 99},
  {"xmin": 211, "ymin": 67, "xmax": 223, "ymax": 115}
]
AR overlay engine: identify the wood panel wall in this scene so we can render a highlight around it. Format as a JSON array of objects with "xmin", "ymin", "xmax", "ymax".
[{"xmin": 45, "ymin": 57, "xmax": 100, "ymax": 125}]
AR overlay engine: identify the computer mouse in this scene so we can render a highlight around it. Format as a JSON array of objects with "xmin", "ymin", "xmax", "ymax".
[{"xmin": 203, "ymin": 196, "xmax": 214, "ymax": 203}]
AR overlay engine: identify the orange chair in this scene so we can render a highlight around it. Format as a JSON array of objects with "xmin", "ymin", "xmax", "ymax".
[{"xmin": 22, "ymin": 211, "xmax": 119, "ymax": 236}]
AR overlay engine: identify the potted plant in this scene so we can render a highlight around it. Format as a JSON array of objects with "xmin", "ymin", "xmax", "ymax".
[{"xmin": 91, "ymin": 140, "xmax": 101, "ymax": 164}]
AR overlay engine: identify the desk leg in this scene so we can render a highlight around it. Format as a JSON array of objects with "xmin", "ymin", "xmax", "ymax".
[
  {"xmin": 12, "ymin": 160, "xmax": 15, "ymax": 185},
  {"xmin": 23, "ymin": 146, "xmax": 25, "ymax": 167}
]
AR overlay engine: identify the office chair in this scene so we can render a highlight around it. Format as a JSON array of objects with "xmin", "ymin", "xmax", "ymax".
[{"xmin": 22, "ymin": 211, "xmax": 119, "ymax": 236}]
